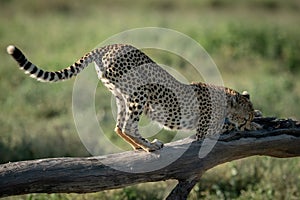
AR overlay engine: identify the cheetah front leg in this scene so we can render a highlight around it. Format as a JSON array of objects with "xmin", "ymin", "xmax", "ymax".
[
  {"xmin": 195, "ymin": 117, "xmax": 225, "ymax": 140},
  {"xmin": 123, "ymin": 102, "xmax": 164, "ymax": 152}
]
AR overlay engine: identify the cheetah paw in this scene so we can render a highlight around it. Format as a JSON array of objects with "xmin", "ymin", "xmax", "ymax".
[{"xmin": 144, "ymin": 139, "xmax": 164, "ymax": 152}]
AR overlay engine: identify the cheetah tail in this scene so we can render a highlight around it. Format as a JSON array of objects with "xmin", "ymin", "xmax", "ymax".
[{"xmin": 7, "ymin": 45, "xmax": 94, "ymax": 82}]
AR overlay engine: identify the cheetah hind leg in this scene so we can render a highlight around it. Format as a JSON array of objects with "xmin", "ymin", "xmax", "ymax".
[
  {"xmin": 115, "ymin": 93, "xmax": 162, "ymax": 152},
  {"xmin": 115, "ymin": 127, "xmax": 163, "ymax": 152},
  {"xmin": 121, "ymin": 94, "xmax": 164, "ymax": 152},
  {"xmin": 114, "ymin": 127, "xmax": 142, "ymax": 150},
  {"xmin": 113, "ymin": 107, "xmax": 164, "ymax": 151},
  {"xmin": 125, "ymin": 133, "xmax": 164, "ymax": 152},
  {"xmin": 115, "ymin": 127, "xmax": 164, "ymax": 152}
]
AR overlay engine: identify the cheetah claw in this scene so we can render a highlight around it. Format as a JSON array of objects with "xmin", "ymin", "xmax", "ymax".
[{"xmin": 151, "ymin": 139, "xmax": 164, "ymax": 149}]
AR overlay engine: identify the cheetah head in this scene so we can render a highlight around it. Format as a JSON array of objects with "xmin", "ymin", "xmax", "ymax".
[{"xmin": 226, "ymin": 91, "xmax": 256, "ymax": 131}]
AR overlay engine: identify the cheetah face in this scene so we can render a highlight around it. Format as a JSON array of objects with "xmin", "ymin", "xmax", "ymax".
[{"xmin": 227, "ymin": 93, "xmax": 255, "ymax": 131}]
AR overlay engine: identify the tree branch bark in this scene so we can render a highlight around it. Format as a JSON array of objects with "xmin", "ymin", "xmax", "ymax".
[{"xmin": 0, "ymin": 117, "xmax": 299, "ymax": 199}]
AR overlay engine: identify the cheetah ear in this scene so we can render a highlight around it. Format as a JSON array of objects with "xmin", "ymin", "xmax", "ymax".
[{"xmin": 242, "ymin": 91, "xmax": 250, "ymax": 100}]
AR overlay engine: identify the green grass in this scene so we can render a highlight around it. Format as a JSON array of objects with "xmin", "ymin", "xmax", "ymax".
[{"xmin": 1, "ymin": 0, "xmax": 300, "ymax": 199}]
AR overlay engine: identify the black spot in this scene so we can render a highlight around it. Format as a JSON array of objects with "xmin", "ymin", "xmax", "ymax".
[
  {"xmin": 11, "ymin": 47, "xmax": 22, "ymax": 59},
  {"xmin": 63, "ymin": 69, "xmax": 68, "ymax": 77},
  {"xmin": 18, "ymin": 55, "xmax": 27, "ymax": 66},
  {"xmin": 30, "ymin": 66, "xmax": 38, "ymax": 74},
  {"xmin": 37, "ymin": 70, "xmax": 44, "ymax": 78},
  {"xmin": 55, "ymin": 71, "xmax": 62, "ymax": 79},
  {"xmin": 49, "ymin": 72, "xmax": 55, "ymax": 81},
  {"xmin": 23, "ymin": 62, "xmax": 32, "ymax": 70},
  {"xmin": 70, "ymin": 66, "xmax": 76, "ymax": 73},
  {"xmin": 44, "ymin": 72, "xmax": 49, "ymax": 79},
  {"xmin": 75, "ymin": 67, "xmax": 80, "ymax": 73}
]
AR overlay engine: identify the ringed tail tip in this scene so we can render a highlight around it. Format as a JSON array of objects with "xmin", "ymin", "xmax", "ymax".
[{"xmin": 7, "ymin": 45, "xmax": 16, "ymax": 55}]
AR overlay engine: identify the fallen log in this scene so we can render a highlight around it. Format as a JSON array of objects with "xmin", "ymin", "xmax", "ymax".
[{"xmin": 0, "ymin": 117, "xmax": 299, "ymax": 199}]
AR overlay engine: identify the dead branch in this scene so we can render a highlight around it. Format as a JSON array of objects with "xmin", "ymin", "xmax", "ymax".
[{"xmin": 0, "ymin": 117, "xmax": 299, "ymax": 199}]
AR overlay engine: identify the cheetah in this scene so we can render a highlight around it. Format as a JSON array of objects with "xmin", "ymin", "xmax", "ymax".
[{"xmin": 7, "ymin": 44, "xmax": 261, "ymax": 152}]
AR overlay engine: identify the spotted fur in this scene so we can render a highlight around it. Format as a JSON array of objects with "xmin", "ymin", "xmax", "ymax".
[{"xmin": 7, "ymin": 44, "xmax": 261, "ymax": 152}]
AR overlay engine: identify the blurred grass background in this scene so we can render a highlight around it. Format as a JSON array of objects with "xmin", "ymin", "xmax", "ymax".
[{"xmin": 1, "ymin": 0, "xmax": 300, "ymax": 199}]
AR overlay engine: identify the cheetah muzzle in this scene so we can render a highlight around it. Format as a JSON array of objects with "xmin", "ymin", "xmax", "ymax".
[{"xmin": 7, "ymin": 44, "xmax": 261, "ymax": 152}]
